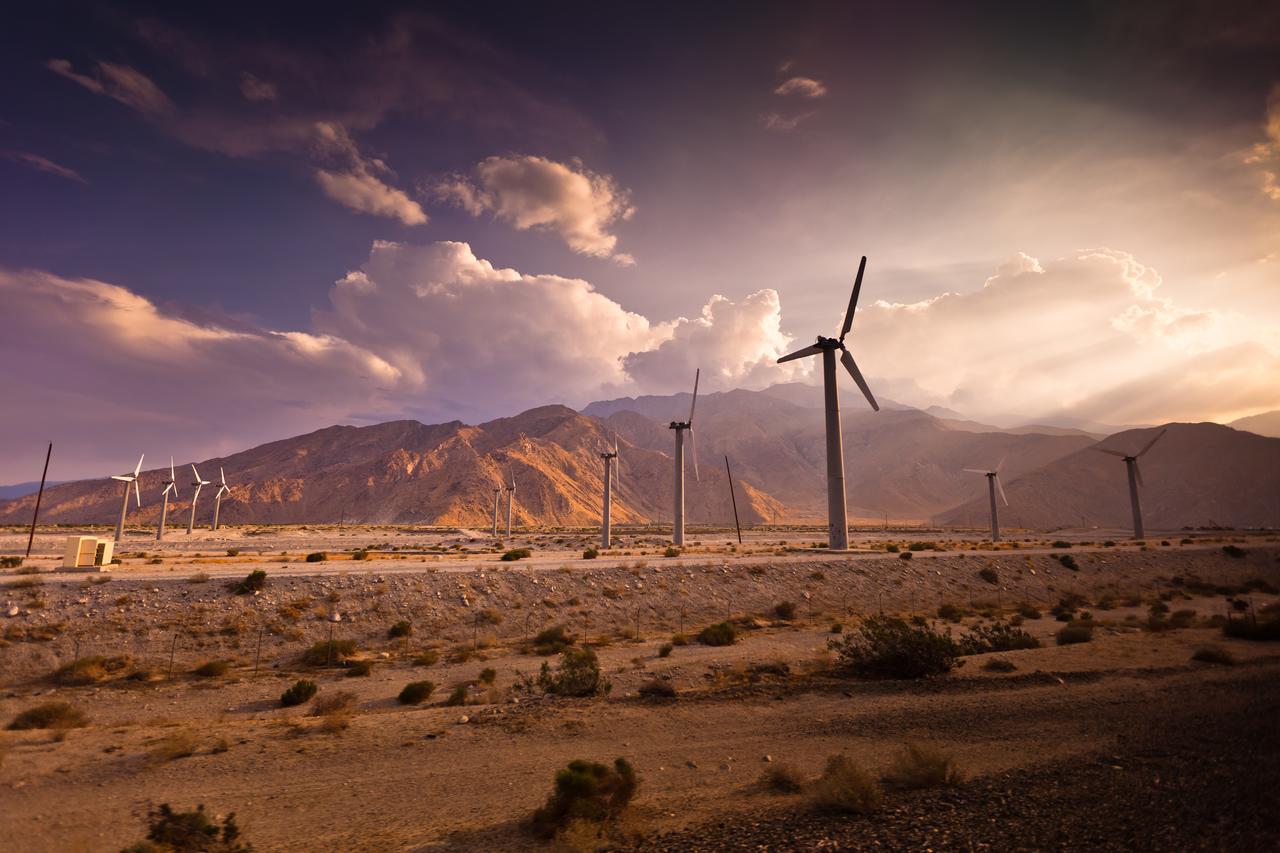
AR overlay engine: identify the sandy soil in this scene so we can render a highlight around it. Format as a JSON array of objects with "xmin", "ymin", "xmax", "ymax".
[{"xmin": 1, "ymin": 528, "xmax": 1277, "ymax": 850}]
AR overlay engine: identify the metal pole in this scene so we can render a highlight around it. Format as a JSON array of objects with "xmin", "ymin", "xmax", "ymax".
[
  {"xmin": 26, "ymin": 442, "xmax": 51, "ymax": 559},
  {"xmin": 254, "ymin": 624, "xmax": 264, "ymax": 675},
  {"xmin": 724, "ymin": 456, "xmax": 742, "ymax": 545}
]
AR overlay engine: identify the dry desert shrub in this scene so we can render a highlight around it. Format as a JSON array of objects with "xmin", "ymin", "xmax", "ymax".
[
  {"xmin": 1191, "ymin": 645, "xmax": 1236, "ymax": 665},
  {"xmin": 982, "ymin": 657, "xmax": 1017, "ymax": 672},
  {"xmin": 761, "ymin": 763, "xmax": 806, "ymax": 794},
  {"xmin": 193, "ymin": 660, "xmax": 230, "ymax": 678},
  {"xmin": 883, "ymin": 742, "xmax": 963, "ymax": 789},
  {"xmin": 125, "ymin": 803, "xmax": 250, "ymax": 852},
  {"xmin": 311, "ymin": 690, "xmax": 357, "ymax": 732},
  {"xmin": 637, "ymin": 678, "xmax": 676, "ymax": 699},
  {"xmin": 399, "ymin": 680, "xmax": 435, "ymax": 705},
  {"xmin": 52, "ymin": 654, "xmax": 133, "ymax": 686},
  {"xmin": 530, "ymin": 758, "xmax": 638, "ymax": 839},
  {"xmin": 7, "ymin": 701, "xmax": 88, "ymax": 732},
  {"xmin": 812, "ymin": 755, "xmax": 882, "ymax": 814},
  {"xmin": 147, "ymin": 730, "xmax": 198, "ymax": 765}
]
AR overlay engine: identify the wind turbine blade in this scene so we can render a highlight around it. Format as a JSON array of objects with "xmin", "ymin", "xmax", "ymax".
[
  {"xmin": 996, "ymin": 454, "xmax": 1007, "ymax": 473},
  {"xmin": 220, "ymin": 467, "xmax": 226, "ymax": 486},
  {"xmin": 111, "ymin": 475, "xmax": 130, "ymax": 482},
  {"xmin": 134, "ymin": 454, "xmax": 144, "ymax": 477},
  {"xmin": 1090, "ymin": 447, "xmax": 1127, "ymax": 457},
  {"xmin": 839, "ymin": 255, "xmax": 868, "ymax": 342},
  {"xmin": 1136, "ymin": 428, "xmax": 1168, "ymax": 458},
  {"xmin": 962, "ymin": 468, "xmax": 988, "ymax": 474},
  {"xmin": 839, "ymin": 349, "xmax": 879, "ymax": 411},
  {"xmin": 777, "ymin": 344, "xmax": 822, "ymax": 364},
  {"xmin": 134, "ymin": 479, "xmax": 141, "ymax": 507},
  {"xmin": 1134, "ymin": 461, "xmax": 1145, "ymax": 490},
  {"xmin": 690, "ymin": 427, "xmax": 700, "ymax": 482},
  {"xmin": 995, "ymin": 475, "xmax": 1009, "ymax": 506},
  {"xmin": 688, "ymin": 368, "xmax": 700, "ymax": 424},
  {"xmin": 191, "ymin": 464, "xmax": 201, "ymax": 482},
  {"xmin": 170, "ymin": 456, "xmax": 176, "ymax": 481}
]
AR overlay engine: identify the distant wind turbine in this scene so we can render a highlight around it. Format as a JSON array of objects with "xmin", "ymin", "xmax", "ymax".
[
  {"xmin": 1091, "ymin": 428, "xmax": 1167, "ymax": 539},
  {"xmin": 668, "ymin": 369, "xmax": 700, "ymax": 547},
  {"xmin": 110, "ymin": 454, "xmax": 144, "ymax": 543},
  {"xmin": 211, "ymin": 467, "xmax": 230, "ymax": 531},
  {"xmin": 156, "ymin": 457, "xmax": 179, "ymax": 541},
  {"xmin": 491, "ymin": 485, "xmax": 502, "ymax": 538},
  {"xmin": 505, "ymin": 466, "xmax": 516, "ymax": 539},
  {"xmin": 776, "ymin": 256, "xmax": 879, "ymax": 550},
  {"xmin": 963, "ymin": 457, "xmax": 1008, "ymax": 542},
  {"xmin": 187, "ymin": 464, "xmax": 211, "ymax": 534},
  {"xmin": 600, "ymin": 434, "xmax": 620, "ymax": 549}
]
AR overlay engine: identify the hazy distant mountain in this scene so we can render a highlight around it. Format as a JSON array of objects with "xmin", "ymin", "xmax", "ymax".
[
  {"xmin": 1230, "ymin": 410, "xmax": 1280, "ymax": 439},
  {"xmin": 938, "ymin": 423, "xmax": 1280, "ymax": 530},
  {"xmin": 0, "ymin": 481, "xmax": 66, "ymax": 501}
]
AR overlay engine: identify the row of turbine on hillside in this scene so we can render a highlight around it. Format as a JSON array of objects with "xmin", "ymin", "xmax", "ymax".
[{"xmin": 108, "ymin": 456, "xmax": 229, "ymax": 543}]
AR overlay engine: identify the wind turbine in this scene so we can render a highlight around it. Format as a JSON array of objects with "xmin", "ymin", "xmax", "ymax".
[
  {"xmin": 211, "ymin": 467, "xmax": 230, "ymax": 531},
  {"xmin": 156, "ymin": 457, "xmax": 179, "ymax": 541},
  {"xmin": 187, "ymin": 464, "xmax": 211, "ymax": 534},
  {"xmin": 599, "ymin": 434, "xmax": 620, "ymax": 549},
  {"xmin": 668, "ymin": 368, "xmax": 700, "ymax": 547},
  {"xmin": 491, "ymin": 485, "xmax": 502, "ymax": 538},
  {"xmin": 963, "ymin": 458, "xmax": 1008, "ymax": 542},
  {"xmin": 110, "ymin": 454, "xmax": 144, "ymax": 543},
  {"xmin": 1091, "ymin": 428, "xmax": 1167, "ymax": 539},
  {"xmin": 505, "ymin": 466, "xmax": 516, "ymax": 540},
  {"xmin": 776, "ymin": 256, "xmax": 879, "ymax": 551}
]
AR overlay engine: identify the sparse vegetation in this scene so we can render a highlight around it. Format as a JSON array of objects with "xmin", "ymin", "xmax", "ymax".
[
  {"xmin": 147, "ymin": 730, "xmax": 198, "ymax": 764},
  {"xmin": 345, "ymin": 660, "xmax": 372, "ymax": 677},
  {"xmin": 978, "ymin": 566, "xmax": 999, "ymax": 584},
  {"xmin": 936, "ymin": 603, "xmax": 965, "ymax": 622},
  {"xmin": 444, "ymin": 684, "xmax": 468, "ymax": 706},
  {"xmin": 388, "ymin": 620, "xmax": 412, "ymax": 639},
  {"xmin": 899, "ymin": 551, "xmax": 913, "ymax": 560},
  {"xmin": 52, "ymin": 655, "xmax": 133, "ymax": 686},
  {"xmin": 533, "ymin": 624, "xmax": 575, "ymax": 655},
  {"xmin": 529, "ymin": 758, "xmax": 638, "ymax": 839},
  {"xmin": 884, "ymin": 742, "xmax": 963, "ymax": 789},
  {"xmin": 1192, "ymin": 645, "xmax": 1236, "ymax": 665},
  {"xmin": 537, "ymin": 647, "xmax": 610, "ymax": 697},
  {"xmin": 1, "ymin": 556, "xmax": 24, "ymax": 569},
  {"xmin": 124, "ymin": 803, "xmax": 250, "ymax": 853},
  {"xmin": 231, "ymin": 569, "xmax": 268, "ymax": 595},
  {"xmin": 773, "ymin": 601, "xmax": 798, "ymax": 621},
  {"xmin": 225, "ymin": 548, "xmax": 240, "ymax": 557},
  {"xmin": 479, "ymin": 667, "xmax": 497, "ymax": 685},
  {"xmin": 1016, "ymin": 602, "xmax": 1041, "ymax": 619},
  {"xmin": 959, "ymin": 621, "xmax": 1040, "ymax": 654},
  {"xmin": 1051, "ymin": 540, "xmax": 1072, "ymax": 549},
  {"xmin": 1222, "ymin": 544, "xmax": 1247, "ymax": 559},
  {"xmin": 280, "ymin": 679, "xmax": 318, "ymax": 707},
  {"xmin": 1056, "ymin": 622, "xmax": 1094, "ymax": 645},
  {"xmin": 193, "ymin": 660, "xmax": 230, "ymax": 678},
  {"xmin": 399, "ymin": 680, "xmax": 436, "ymax": 705},
  {"xmin": 663, "ymin": 546, "xmax": 681, "ymax": 558},
  {"xmin": 762, "ymin": 764, "xmax": 805, "ymax": 793},
  {"xmin": 658, "ymin": 643, "xmax": 673, "ymax": 658},
  {"xmin": 502, "ymin": 548, "xmax": 532, "ymax": 562},
  {"xmin": 305, "ymin": 552, "xmax": 327, "ymax": 563},
  {"xmin": 414, "ymin": 650, "xmax": 440, "ymax": 667},
  {"xmin": 697, "ymin": 621, "xmax": 737, "ymax": 646},
  {"xmin": 1223, "ymin": 617, "xmax": 1280, "ymax": 642},
  {"xmin": 982, "ymin": 657, "xmax": 1017, "ymax": 672},
  {"xmin": 812, "ymin": 755, "xmax": 882, "ymax": 814},
  {"xmin": 7, "ymin": 701, "xmax": 87, "ymax": 731},
  {"xmin": 638, "ymin": 678, "xmax": 676, "ymax": 699},
  {"xmin": 829, "ymin": 615, "xmax": 961, "ymax": 679},
  {"xmin": 302, "ymin": 639, "xmax": 358, "ymax": 665},
  {"xmin": 1055, "ymin": 554, "xmax": 1079, "ymax": 571},
  {"xmin": 583, "ymin": 547, "xmax": 599, "ymax": 560}
]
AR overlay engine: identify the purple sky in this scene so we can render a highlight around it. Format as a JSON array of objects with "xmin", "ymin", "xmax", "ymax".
[{"xmin": 1, "ymin": 1, "xmax": 1278, "ymax": 482}]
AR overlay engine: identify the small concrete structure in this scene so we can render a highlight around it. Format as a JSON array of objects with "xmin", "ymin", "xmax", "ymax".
[{"xmin": 61, "ymin": 536, "xmax": 113, "ymax": 571}]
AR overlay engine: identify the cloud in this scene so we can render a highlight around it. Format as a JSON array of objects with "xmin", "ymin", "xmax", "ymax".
[
  {"xmin": 774, "ymin": 76, "xmax": 827, "ymax": 98},
  {"xmin": 315, "ymin": 167, "xmax": 427, "ymax": 225},
  {"xmin": 0, "ymin": 242, "xmax": 798, "ymax": 478},
  {"xmin": 759, "ymin": 112, "xmax": 814, "ymax": 132},
  {"xmin": 1, "ymin": 150, "xmax": 86, "ymax": 183},
  {"xmin": 1243, "ymin": 84, "xmax": 1280, "ymax": 200},
  {"xmin": 853, "ymin": 249, "xmax": 1279, "ymax": 424},
  {"xmin": 436, "ymin": 155, "xmax": 634, "ymax": 261},
  {"xmin": 45, "ymin": 59, "xmax": 173, "ymax": 115},
  {"xmin": 239, "ymin": 72, "xmax": 277, "ymax": 102},
  {"xmin": 623, "ymin": 290, "xmax": 803, "ymax": 392}
]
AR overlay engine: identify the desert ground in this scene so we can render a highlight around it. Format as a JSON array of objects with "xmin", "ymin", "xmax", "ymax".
[{"xmin": 2, "ymin": 524, "xmax": 1278, "ymax": 851}]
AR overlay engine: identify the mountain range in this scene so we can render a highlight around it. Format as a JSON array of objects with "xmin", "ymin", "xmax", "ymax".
[{"xmin": 1, "ymin": 387, "xmax": 1277, "ymax": 531}]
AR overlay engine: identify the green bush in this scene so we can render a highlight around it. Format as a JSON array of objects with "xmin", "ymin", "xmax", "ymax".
[
  {"xmin": 302, "ymin": 639, "xmax": 358, "ymax": 666},
  {"xmin": 773, "ymin": 601, "xmax": 797, "ymax": 621},
  {"xmin": 444, "ymin": 685, "xmax": 468, "ymax": 706},
  {"xmin": 280, "ymin": 679, "xmax": 317, "ymax": 707},
  {"xmin": 697, "ymin": 622, "xmax": 737, "ymax": 646},
  {"xmin": 1222, "ymin": 544, "xmax": 1247, "ymax": 559},
  {"xmin": 1056, "ymin": 623, "xmax": 1094, "ymax": 645},
  {"xmin": 125, "ymin": 803, "xmax": 250, "ymax": 853},
  {"xmin": 537, "ymin": 647, "xmax": 610, "ymax": 697},
  {"xmin": 829, "ymin": 615, "xmax": 961, "ymax": 679},
  {"xmin": 7, "ymin": 701, "xmax": 87, "ymax": 730},
  {"xmin": 533, "ymin": 624, "xmax": 575, "ymax": 655},
  {"xmin": 663, "ymin": 546, "xmax": 681, "ymax": 558},
  {"xmin": 193, "ymin": 660, "xmax": 230, "ymax": 678},
  {"xmin": 388, "ymin": 620, "xmax": 412, "ymax": 639},
  {"xmin": 936, "ymin": 603, "xmax": 964, "ymax": 622},
  {"xmin": 305, "ymin": 552, "xmax": 326, "ymax": 563},
  {"xmin": 529, "ymin": 758, "xmax": 638, "ymax": 838},
  {"xmin": 583, "ymin": 548, "xmax": 599, "ymax": 560},
  {"xmin": 658, "ymin": 643, "xmax": 673, "ymax": 658},
  {"xmin": 399, "ymin": 680, "xmax": 435, "ymax": 705},
  {"xmin": 959, "ymin": 621, "xmax": 1041, "ymax": 654},
  {"xmin": 231, "ymin": 569, "xmax": 267, "ymax": 595},
  {"xmin": 813, "ymin": 755, "xmax": 882, "ymax": 814},
  {"xmin": 502, "ymin": 548, "xmax": 532, "ymax": 562}
]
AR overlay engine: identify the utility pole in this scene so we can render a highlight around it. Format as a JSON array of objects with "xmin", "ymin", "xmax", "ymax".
[
  {"xmin": 25, "ymin": 442, "xmax": 52, "ymax": 559},
  {"xmin": 724, "ymin": 456, "xmax": 742, "ymax": 545}
]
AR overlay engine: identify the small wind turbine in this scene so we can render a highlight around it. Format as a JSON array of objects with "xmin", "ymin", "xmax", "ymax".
[
  {"xmin": 187, "ymin": 464, "xmax": 211, "ymax": 534},
  {"xmin": 110, "ymin": 454, "xmax": 144, "ymax": 543},
  {"xmin": 600, "ymin": 434, "xmax": 620, "ymax": 549},
  {"xmin": 505, "ymin": 466, "xmax": 516, "ymax": 540},
  {"xmin": 156, "ymin": 457, "xmax": 179, "ymax": 541},
  {"xmin": 776, "ymin": 255, "xmax": 879, "ymax": 550},
  {"xmin": 963, "ymin": 458, "xmax": 1008, "ymax": 542},
  {"xmin": 668, "ymin": 368, "xmax": 700, "ymax": 547},
  {"xmin": 211, "ymin": 467, "xmax": 230, "ymax": 531},
  {"xmin": 1091, "ymin": 428, "xmax": 1167, "ymax": 539},
  {"xmin": 491, "ymin": 484, "xmax": 502, "ymax": 538}
]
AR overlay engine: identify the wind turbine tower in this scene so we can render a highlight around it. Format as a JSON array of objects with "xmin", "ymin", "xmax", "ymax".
[
  {"xmin": 505, "ymin": 467, "xmax": 516, "ymax": 540},
  {"xmin": 110, "ymin": 454, "xmax": 144, "ymax": 543},
  {"xmin": 668, "ymin": 369, "xmax": 700, "ymax": 547},
  {"xmin": 156, "ymin": 457, "xmax": 179, "ymax": 541},
  {"xmin": 187, "ymin": 464, "xmax": 211, "ymax": 534},
  {"xmin": 1091, "ymin": 429, "xmax": 1166, "ymax": 539},
  {"xmin": 491, "ymin": 485, "xmax": 502, "ymax": 538},
  {"xmin": 776, "ymin": 256, "xmax": 880, "ymax": 551},
  {"xmin": 599, "ymin": 435, "xmax": 620, "ymax": 549},
  {"xmin": 211, "ymin": 467, "xmax": 230, "ymax": 530},
  {"xmin": 963, "ymin": 459, "xmax": 1008, "ymax": 542}
]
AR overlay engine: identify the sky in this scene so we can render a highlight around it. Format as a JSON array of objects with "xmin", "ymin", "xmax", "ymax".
[{"xmin": 1, "ymin": 0, "xmax": 1278, "ymax": 482}]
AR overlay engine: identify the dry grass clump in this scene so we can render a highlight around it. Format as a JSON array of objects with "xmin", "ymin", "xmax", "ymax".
[
  {"xmin": 637, "ymin": 678, "xmax": 676, "ymax": 699},
  {"xmin": 1055, "ymin": 623, "xmax": 1094, "ymax": 645},
  {"xmin": 982, "ymin": 657, "xmax": 1017, "ymax": 673},
  {"xmin": 147, "ymin": 730, "xmax": 198, "ymax": 765},
  {"xmin": 883, "ymin": 742, "xmax": 963, "ymax": 789},
  {"xmin": 52, "ymin": 655, "xmax": 134, "ymax": 686},
  {"xmin": 193, "ymin": 660, "xmax": 230, "ymax": 678},
  {"xmin": 761, "ymin": 763, "xmax": 806, "ymax": 794},
  {"xmin": 8, "ymin": 701, "xmax": 88, "ymax": 731},
  {"xmin": 812, "ymin": 755, "xmax": 882, "ymax": 814},
  {"xmin": 311, "ymin": 690, "xmax": 358, "ymax": 732},
  {"xmin": 399, "ymin": 680, "xmax": 435, "ymax": 705},
  {"xmin": 302, "ymin": 639, "xmax": 358, "ymax": 666},
  {"xmin": 126, "ymin": 804, "xmax": 250, "ymax": 853},
  {"xmin": 280, "ymin": 679, "xmax": 317, "ymax": 707},
  {"xmin": 413, "ymin": 649, "xmax": 440, "ymax": 666},
  {"xmin": 1191, "ymin": 645, "xmax": 1236, "ymax": 665},
  {"xmin": 345, "ymin": 659, "xmax": 372, "ymax": 677}
]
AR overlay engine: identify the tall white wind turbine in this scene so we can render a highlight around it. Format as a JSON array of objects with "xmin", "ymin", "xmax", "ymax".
[
  {"xmin": 211, "ymin": 467, "xmax": 230, "ymax": 531},
  {"xmin": 156, "ymin": 457, "xmax": 179, "ymax": 541},
  {"xmin": 599, "ymin": 434, "xmax": 620, "ymax": 549},
  {"xmin": 776, "ymin": 256, "xmax": 879, "ymax": 551},
  {"xmin": 187, "ymin": 464, "xmax": 211, "ymax": 534},
  {"xmin": 668, "ymin": 369, "xmax": 700, "ymax": 547},
  {"xmin": 963, "ymin": 458, "xmax": 1008, "ymax": 542},
  {"xmin": 491, "ymin": 485, "xmax": 503, "ymax": 538},
  {"xmin": 1091, "ymin": 428, "xmax": 1167, "ymax": 539},
  {"xmin": 505, "ymin": 466, "xmax": 516, "ymax": 540},
  {"xmin": 110, "ymin": 454, "xmax": 144, "ymax": 543}
]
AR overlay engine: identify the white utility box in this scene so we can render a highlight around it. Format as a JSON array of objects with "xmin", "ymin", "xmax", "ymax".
[{"xmin": 61, "ymin": 536, "xmax": 113, "ymax": 571}]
